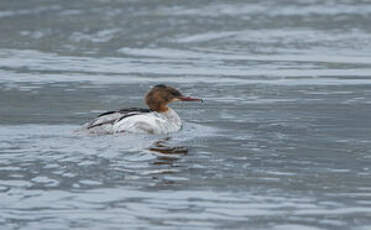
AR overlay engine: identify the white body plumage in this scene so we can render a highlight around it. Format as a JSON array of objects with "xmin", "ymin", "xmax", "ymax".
[{"xmin": 112, "ymin": 108, "xmax": 182, "ymax": 134}]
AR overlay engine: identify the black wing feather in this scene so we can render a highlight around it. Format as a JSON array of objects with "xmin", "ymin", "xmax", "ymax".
[
  {"xmin": 97, "ymin": 107, "xmax": 151, "ymax": 117},
  {"xmin": 87, "ymin": 107, "xmax": 151, "ymax": 130}
]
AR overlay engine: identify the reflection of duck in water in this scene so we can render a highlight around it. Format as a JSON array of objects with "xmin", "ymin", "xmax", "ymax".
[
  {"xmin": 83, "ymin": 84, "xmax": 202, "ymax": 135},
  {"xmin": 150, "ymin": 137, "xmax": 188, "ymax": 155}
]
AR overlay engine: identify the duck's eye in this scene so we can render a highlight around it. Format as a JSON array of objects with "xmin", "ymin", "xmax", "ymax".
[{"xmin": 171, "ymin": 90, "xmax": 182, "ymax": 97}]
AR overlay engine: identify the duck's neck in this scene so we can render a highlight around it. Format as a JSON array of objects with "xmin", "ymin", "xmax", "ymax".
[
  {"xmin": 148, "ymin": 103, "xmax": 168, "ymax": 113},
  {"xmin": 161, "ymin": 107, "xmax": 181, "ymax": 126}
]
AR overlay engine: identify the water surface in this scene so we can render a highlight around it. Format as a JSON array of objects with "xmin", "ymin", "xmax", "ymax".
[{"xmin": 1, "ymin": 0, "xmax": 371, "ymax": 229}]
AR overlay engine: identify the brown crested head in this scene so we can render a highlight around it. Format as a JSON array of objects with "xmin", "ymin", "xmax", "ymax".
[{"xmin": 145, "ymin": 84, "xmax": 202, "ymax": 112}]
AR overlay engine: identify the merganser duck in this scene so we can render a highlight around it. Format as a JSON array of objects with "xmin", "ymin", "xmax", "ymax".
[{"xmin": 82, "ymin": 84, "xmax": 202, "ymax": 135}]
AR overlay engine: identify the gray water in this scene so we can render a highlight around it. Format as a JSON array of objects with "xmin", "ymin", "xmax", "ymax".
[{"xmin": 1, "ymin": 0, "xmax": 371, "ymax": 229}]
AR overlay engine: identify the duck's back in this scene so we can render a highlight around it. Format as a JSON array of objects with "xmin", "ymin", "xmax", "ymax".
[{"xmin": 82, "ymin": 107, "xmax": 151, "ymax": 135}]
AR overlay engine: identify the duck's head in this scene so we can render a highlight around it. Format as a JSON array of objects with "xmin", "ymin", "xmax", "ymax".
[{"xmin": 145, "ymin": 84, "xmax": 202, "ymax": 112}]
